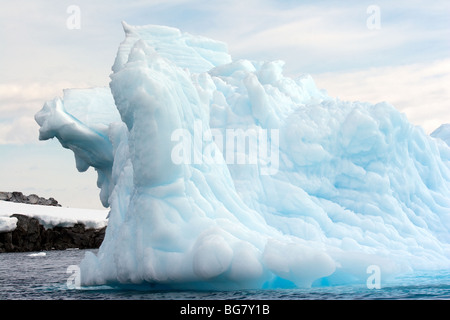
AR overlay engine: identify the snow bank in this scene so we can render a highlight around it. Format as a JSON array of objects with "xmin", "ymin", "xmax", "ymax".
[
  {"xmin": 34, "ymin": 22, "xmax": 450, "ymax": 289},
  {"xmin": 0, "ymin": 201, "xmax": 108, "ymax": 230},
  {"xmin": 0, "ymin": 216, "xmax": 18, "ymax": 233}
]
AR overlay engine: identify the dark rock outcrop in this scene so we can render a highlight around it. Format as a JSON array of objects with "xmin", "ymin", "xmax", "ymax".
[
  {"xmin": 0, "ymin": 191, "xmax": 61, "ymax": 207},
  {"xmin": 0, "ymin": 214, "xmax": 106, "ymax": 253},
  {"xmin": 0, "ymin": 192, "xmax": 106, "ymax": 253}
]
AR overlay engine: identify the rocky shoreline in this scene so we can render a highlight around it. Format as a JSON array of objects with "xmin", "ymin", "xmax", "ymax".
[
  {"xmin": 0, "ymin": 192, "xmax": 106, "ymax": 253},
  {"xmin": 0, "ymin": 214, "xmax": 105, "ymax": 253}
]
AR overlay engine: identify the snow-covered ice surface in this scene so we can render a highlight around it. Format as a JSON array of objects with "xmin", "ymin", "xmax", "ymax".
[
  {"xmin": 35, "ymin": 22, "xmax": 450, "ymax": 290},
  {"xmin": 0, "ymin": 201, "xmax": 108, "ymax": 231}
]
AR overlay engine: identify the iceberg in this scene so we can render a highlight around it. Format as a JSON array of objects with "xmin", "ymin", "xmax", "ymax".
[{"xmin": 35, "ymin": 22, "xmax": 450, "ymax": 289}]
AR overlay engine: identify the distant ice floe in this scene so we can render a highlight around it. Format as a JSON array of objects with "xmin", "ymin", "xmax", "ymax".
[{"xmin": 27, "ymin": 252, "xmax": 46, "ymax": 257}]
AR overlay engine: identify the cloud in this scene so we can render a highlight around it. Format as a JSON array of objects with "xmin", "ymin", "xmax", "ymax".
[
  {"xmin": 0, "ymin": 81, "xmax": 93, "ymax": 145},
  {"xmin": 182, "ymin": 1, "xmax": 450, "ymax": 75},
  {"xmin": 0, "ymin": 116, "xmax": 39, "ymax": 145},
  {"xmin": 0, "ymin": 141, "xmax": 103, "ymax": 209},
  {"xmin": 313, "ymin": 58, "xmax": 450, "ymax": 134}
]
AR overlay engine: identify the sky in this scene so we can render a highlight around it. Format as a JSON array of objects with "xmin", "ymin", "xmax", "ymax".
[{"xmin": 0, "ymin": 0, "xmax": 449, "ymax": 209}]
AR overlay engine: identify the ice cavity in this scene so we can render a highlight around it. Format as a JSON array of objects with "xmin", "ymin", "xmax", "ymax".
[{"xmin": 35, "ymin": 22, "xmax": 450, "ymax": 289}]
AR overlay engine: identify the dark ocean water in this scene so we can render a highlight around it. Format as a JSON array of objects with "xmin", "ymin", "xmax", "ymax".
[{"xmin": 1, "ymin": 249, "xmax": 450, "ymax": 301}]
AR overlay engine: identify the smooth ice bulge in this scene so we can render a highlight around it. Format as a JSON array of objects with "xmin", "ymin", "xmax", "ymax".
[{"xmin": 35, "ymin": 22, "xmax": 450, "ymax": 289}]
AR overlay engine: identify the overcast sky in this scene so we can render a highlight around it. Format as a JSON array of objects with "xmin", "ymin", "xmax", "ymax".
[{"xmin": 0, "ymin": 0, "xmax": 449, "ymax": 209}]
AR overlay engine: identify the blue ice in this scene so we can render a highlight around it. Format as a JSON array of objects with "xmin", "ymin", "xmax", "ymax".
[{"xmin": 35, "ymin": 22, "xmax": 450, "ymax": 290}]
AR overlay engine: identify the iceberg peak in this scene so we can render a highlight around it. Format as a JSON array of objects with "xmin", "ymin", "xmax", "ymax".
[{"xmin": 112, "ymin": 22, "xmax": 231, "ymax": 74}]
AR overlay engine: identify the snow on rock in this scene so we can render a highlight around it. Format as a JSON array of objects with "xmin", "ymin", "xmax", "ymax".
[
  {"xmin": 35, "ymin": 22, "xmax": 450, "ymax": 289},
  {"xmin": 0, "ymin": 201, "xmax": 108, "ymax": 230},
  {"xmin": 0, "ymin": 216, "xmax": 18, "ymax": 233},
  {"xmin": 0, "ymin": 200, "xmax": 108, "ymax": 253}
]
